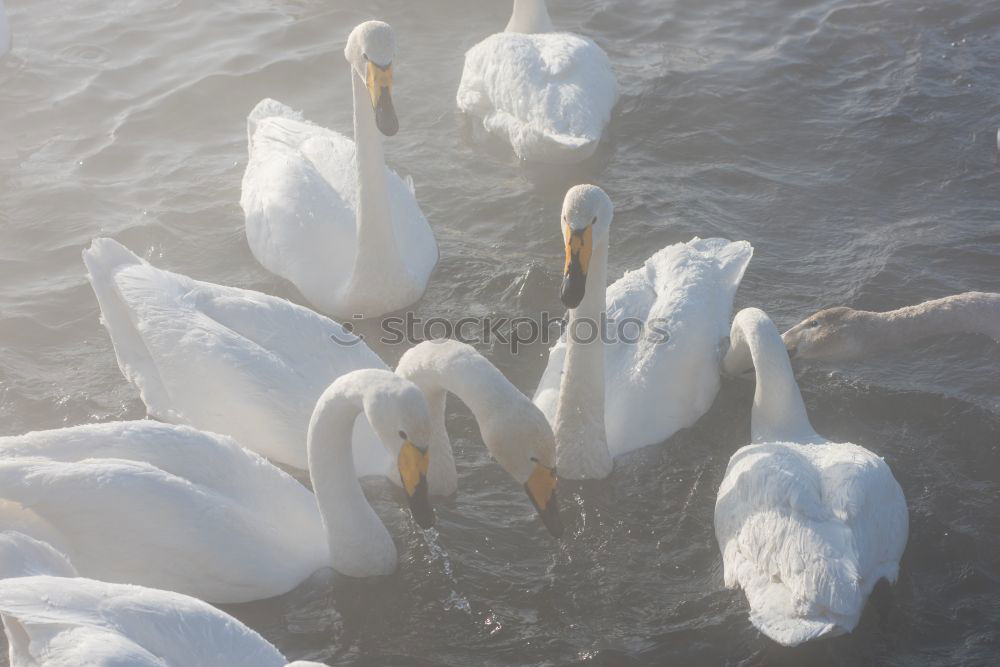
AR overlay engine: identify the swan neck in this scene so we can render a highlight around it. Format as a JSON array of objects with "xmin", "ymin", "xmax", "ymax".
[
  {"xmin": 553, "ymin": 238, "xmax": 612, "ymax": 478},
  {"xmin": 347, "ymin": 70, "xmax": 407, "ymax": 313},
  {"xmin": 869, "ymin": 293, "xmax": 1000, "ymax": 346},
  {"xmin": 307, "ymin": 390, "xmax": 395, "ymax": 573},
  {"xmin": 740, "ymin": 317, "xmax": 818, "ymax": 443},
  {"xmin": 506, "ymin": 0, "xmax": 554, "ymax": 33}
]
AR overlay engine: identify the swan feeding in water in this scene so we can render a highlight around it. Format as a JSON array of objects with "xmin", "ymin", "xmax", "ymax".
[
  {"xmin": 782, "ymin": 291, "xmax": 1000, "ymax": 362},
  {"xmin": 457, "ymin": 0, "xmax": 619, "ymax": 163},
  {"xmin": 0, "ymin": 575, "xmax": 328, "ymax": 667},
  {"xmin": 715, "ymin": 308, "xmax": 908, "ymax": 646},
  {"xmin": 533, "ymin": 185, "xmax": 753, "ymax": 479},
  {"xmin": 0, "ymin": 370, "xmax": 435, "ymax": 604},
  {"xmin": 84, "ymin": 240, "xmax": 562, "ymax": 535},
  {"xmin": 242, "ymin": 20, "xmax": 437, "ymax": 318}
]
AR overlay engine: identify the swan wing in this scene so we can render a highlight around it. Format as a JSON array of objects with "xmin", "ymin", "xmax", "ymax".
[
  {"xmin": 0, "ymin": 452, "xmax": 325, "ymax": 603},
  {"xmin": 715, "ymin": 441, "xmax": 905, "ymax": 646},
  {"xmin": 0, "ymin": 576, "xmax": 287, "ymax": 667},
  {"xmin": 602, "ymin": 238, "xmax": 752, "ymax": 455},
  {"xmin": 83, "ymin": 238, "xmax": 391, "ymax": 473},
  {"xmin": 458, "ymin": 32, "xmax": 618, "ymax": 163}
]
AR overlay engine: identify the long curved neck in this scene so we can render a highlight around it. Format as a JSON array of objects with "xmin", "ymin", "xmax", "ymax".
[
  {"xmin": 506, "ymin": 0, "xmax": 554, "ymax": 33},
  {"xmin": 737, "ymin": 316, "xmax": 818, "ymax": 444},
  {"xmin": 345, "ymin": 70, "xmax": 409, "ymax": 312},
  {"xmin": 553, "ymin": 238, "xmax": 612, "ymax": 478},
  {"xmin": 307, "ymin": 390, "xmax": 396, "ymax": 575},
  {"xmin": 868, "ymin": 292, "xmax": 1000, "ymax": 347}
]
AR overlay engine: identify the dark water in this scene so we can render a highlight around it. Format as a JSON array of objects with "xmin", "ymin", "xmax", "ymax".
[{"xmin": 1, "ymin": 0, "xmax": 1000, "ymax": 664}]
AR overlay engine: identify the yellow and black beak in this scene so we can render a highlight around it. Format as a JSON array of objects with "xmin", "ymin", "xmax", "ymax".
[
  {"xmin": 398, "ymin": 440, "xmax": 434, "ymax": 528},
  {"xmin": 366, "ymin": 61, "xmax": 398, "ymax": 136},
  {"xmin": 524, "ymin": 459, "xmax": 563, "ymax": 538},
  {"xmin": 561, "ymin": 223, "xmax": 592, "ymax": 309}
]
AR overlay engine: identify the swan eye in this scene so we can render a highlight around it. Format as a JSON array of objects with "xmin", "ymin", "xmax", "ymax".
[
  {"xmin": 591, "ymin": 216, "xmax": 597, "ymax": 225},
  {"xmin": 363, "ymin": 53, "xmax": 369, "ymax": 61},
  {"xmin": 398, "ymin": 430, "xmax": 408, "ymax": 440},
  {"xmin": 808, "ymin": 320, "xmax": 820, "ymax": 328}
]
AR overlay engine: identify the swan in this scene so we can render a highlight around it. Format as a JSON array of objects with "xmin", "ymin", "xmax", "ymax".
[
  {"xmin": 714, "ymin": 308, "xmax": 908, "ymax": 646},
  {"xmin": 0, "ymin": 370, "xmax": 436, "ymax": 603},
  {"xmin": 84, "ymin": 237, "xmax": 391, "ymax": 474},
  {"xmin": 85, "ymin": 240, "xmax": 563, "ymax": 534},
  {"xmin": 396, "ymin": 339, "xmax": 562, "ymax": 536},
  {"xmin": 457, "ymin": 0, "xmax": 619, "ymax": 163},
  {"xmin": 0, "ymin": 576, "xmax": 328, "ymax": 666},
  {"xmin": 0, "ymin": 0, "xmax": 10, "ymax": 58},
  {"xmin": 781, "ymin": 292, "xmax": 1000, "ymax": 362},
  {"xmin": 533, "ymin": 185, "xmax": 753, "ymax": 479},
  {"xmin": 241, "ymin": 20, "xmax": 437, "ymax": 319}
]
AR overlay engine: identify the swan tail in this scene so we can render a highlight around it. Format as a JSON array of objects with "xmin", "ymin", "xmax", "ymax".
[
  {"xmin": 690, "ymin": 238, "xmax": 754, "ymax": 289},
  {"xmin": 0, "ymin": 531, "xmax": 77, "ymax": 579},
  {"xmin": 83, "ymin": 239, "xmax": 177, "ymax": 421},
  {"xmin": 246, "ymin": 98, "xmax": 302, "ymax": 151}
]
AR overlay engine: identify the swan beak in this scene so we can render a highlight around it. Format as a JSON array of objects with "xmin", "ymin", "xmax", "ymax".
[
  {"xmin": 398, "ymin": 440, "xmax": 435, "ymax": 528},
  {"xmin": 524, "ymin": 461, "xmax": 563, "ymax": 538},
  {"xmin": 561, "ymin": 224, "xmax": 592, "ymax": 310},
  {"xmin": 367, "ymin": 61, "xmax": 398, "ymax": 137}
]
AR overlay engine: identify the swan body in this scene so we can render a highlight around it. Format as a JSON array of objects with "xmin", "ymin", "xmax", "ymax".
[
  {"xmin": 0, "ymin": 379, "xmax": 435, "ymax": 604},
  {"xmin": 715, "ymin": 308, "xmax": 908, "ymax": 646},
  {"xmin": 84, "ymin": 237, "xmax": 393, "ymax": 476},
  {"xmin": 782, "ymin": 291, "xmax": 1000, "ymax": 362},
  {"xmin": 242, "ymin": 21, "xmax": 437, "ymax": 318},
  {"xmin": 0, "ymin": 576, "xmax": 327, "ymax": 667},
  {"xmin": 457, "ymin": 0, "xmax": 619, "ymax": 163},
  {"xmin": 533, "ymin": 185, "xmax": 753, "ymax": 478},
  {"xmin": 0, "ymin": 0, "xmax": 10, "ymax": 58}
]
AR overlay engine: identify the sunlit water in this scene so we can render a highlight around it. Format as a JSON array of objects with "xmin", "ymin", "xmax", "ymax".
[{"xmin": 2, "ymin": 0, "xmax": 1000, "ymax": 664}]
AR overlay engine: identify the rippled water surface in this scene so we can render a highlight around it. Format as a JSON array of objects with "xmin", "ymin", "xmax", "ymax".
[{"xmin": 2, "ymin": 0, "xmax": 1000, "ymax": 664}]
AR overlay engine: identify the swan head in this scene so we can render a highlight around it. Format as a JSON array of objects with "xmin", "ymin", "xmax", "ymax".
[
  {"xmin": 723, "ymin": 307, "xmax": 779, "ymax": 376},
  {"xmin": 782, "ymin": 306, "xmax": 867, "ymax": 361},
  {"xmin": 360, "ymin": 373, "xmax": 436, "ymax": 529},
  {"xmin": 559, "ymin": 184, "xmax": 613, "ymax": 309},
  {"xmin": 345, "ymin": 20, "xmax": 398, "ymax": 136}
]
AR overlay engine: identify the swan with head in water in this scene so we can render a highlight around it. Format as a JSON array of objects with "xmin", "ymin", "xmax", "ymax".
[
  {"xmin": 83, "ymin": 240, "xmax": 562, "ymax": 534},
  {"xmin": 715, "ymin": 308, "xmax": 908, "ymax": 646},
  {"xmin": 241, "ymin": 20, "xmax": 437, "ymax": 319},
  {"xmin": 533, "ymin": 185, "xmax": 753, "ymax": 479},
  {"xmin": 457, "ymin": 0, "xmax": 619, "ymax": 163},
  {"xmin": 0, "ymin": 370, "xmax": 435, "ymax": 604},
  {"xmin": 782, "ymin": 291, "xmax": 1000, "ymax": 362}
]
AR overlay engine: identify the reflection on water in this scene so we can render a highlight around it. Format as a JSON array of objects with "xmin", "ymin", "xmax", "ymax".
[{"xmin": 1, "ymin": 0, "xmax": 999, "ymax": 664}]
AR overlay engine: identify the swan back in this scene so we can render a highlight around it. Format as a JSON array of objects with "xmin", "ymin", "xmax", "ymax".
[
  {"xmin": 715, "ymin": 440, "xmax": 908, "ymax": 645},
  {"xmin": 0, "ymin": 532, "xmax": 77, "ymax": 579},
  {"xmin": 84, "ymin": 238, "xmax": 390, "ymax": 472},
  {"xmin": 0, "ymin": 576, "xmax": 289, "ymax": 667},
  {"xmin": 457, "ymin": 31, "xmax": 618, "ymax": 163},
  {"xmin": 0, "ymin": 422, "xmax": 327, "ymax": 603}
]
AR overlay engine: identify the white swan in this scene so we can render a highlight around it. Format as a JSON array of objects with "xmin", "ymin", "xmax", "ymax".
[
  {"xmin": 241, "ymin": 20, "xmax": 437, "ymax": 318},
  {"xmin": 457, "ymin": 0, "xmax": 619, "ymax": 163},
  {"xmin": 0, "ymin": 0, "xmax": 10, "ymax": 58},
  {"xmin": 396, "ymin": 339, "xmax": 562, "ymax": 536},
  {"xmin": 85, "ymin": 240, "xmax": 563, "ymax": 532},
  {"xmin": 0, "ymin": 576, "xmax": 327, "ymax": 667},
  {"xmin": 781, "ymin": 292, "xmax": 1000, "ymax": 362},
  {"xmin": 714, "ymin": 308, "xmax": 908, "ymax": 646},
  {"xmin": 84, "ymin": 237, "xmax": 390, "ymax": 474},
  {"xmin": 0, "ymin": 370, "xmax": 435, "ymax": 603},
  {"xmin": 533, "ymin": 185, "xmax": 753, "ymax": 479}
]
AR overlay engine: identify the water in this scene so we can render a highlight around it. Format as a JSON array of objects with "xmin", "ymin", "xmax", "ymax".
[{"xmin": 2, "ymin": 0, "xmax": 1000, "ymax": 664}]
